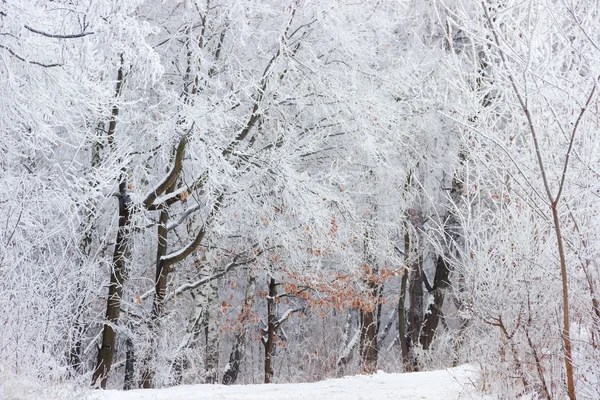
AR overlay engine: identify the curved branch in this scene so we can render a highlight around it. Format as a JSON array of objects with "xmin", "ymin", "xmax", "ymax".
[
  {"xmin": 160, "ymin": 193, "xmax": 223, "ymax": 267},
  {"xmin": 143, "ymin": 136, "xmax": 188, "ymax": 210}
]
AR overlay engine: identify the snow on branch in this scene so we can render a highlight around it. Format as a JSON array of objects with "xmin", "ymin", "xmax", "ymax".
[
  {"xmin": 273, "ymin": 307, "xmax": 305, "ymax": 331},
  {"xmin": 0, "ymin": 44, "xmax": 61, "ymax": 67},
  {"xmin": 221, "ymin": 7, "xmax": 300, "ymax": 158},
  {"xmin": 168, "ymin": 249, "xmax": 268, "ymax": 300},
  {"xmin": 138, "ymin": 245, "xmax": 270, "ymax": 303},
  {"xmin": 167, "ymin": 258, "xmax": 250, "ymax": 301},
  {"xmin": 159, "ymin": 193, "xmax": 223, "ymax": 266},
  {"xmin": 143, "ymin": 136, "xmax": 187, "ymax": 210},
  {"xmin": 24, "ymin": 25, "xmax": 94, "ymax": 39},
  {"xmin": 166, "ymin": 203, "xmax": 202, "ymax": 232}
]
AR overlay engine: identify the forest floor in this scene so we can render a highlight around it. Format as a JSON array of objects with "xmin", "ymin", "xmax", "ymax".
[
  {"xmin": 2, "ymin": 365, "xmax": 485, "ymax": 400},
  {"xmin": 90, "ymin": 365, "xmax": 483, "ymax": 400}
]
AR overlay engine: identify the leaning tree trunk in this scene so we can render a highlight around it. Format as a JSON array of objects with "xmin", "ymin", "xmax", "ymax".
[
  {"xmin": 359, "ymin": 227, "xmax": 381, "ymax": 374},
  {"xmin": 170, "ymin": 258, "xmax": 207, "ymax": 385}
]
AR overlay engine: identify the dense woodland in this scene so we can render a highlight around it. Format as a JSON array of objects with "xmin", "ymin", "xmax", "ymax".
[{"xmin": 1, "ymin": 1, "xmax": 600, "ymax": 399}]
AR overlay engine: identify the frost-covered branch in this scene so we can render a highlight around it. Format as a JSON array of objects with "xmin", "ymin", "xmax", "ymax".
[
  {"xmin": 0, "ymin": 44, "xmax": 61, "ymax": 67},
  {"xmin": 24, "ymin": 25, "xmax": 94, "ymax": 39},
  {"xmin": 273, "ymin": 307, "xmax": 305, "ymax": 331},
  {"xmin": 165, "ymin": 251, "xmax": 264, "ymax": 301},
  {"xmin": 160, "ymin": 193, "xmax": 223, "ymax": 266},
  {"xmin": 166, "ymin": 203, "xmax": 202, "ymax": 232},
  {"xmin": 143, "ymin": 136, "xmax": 188, "ymax": 210}
]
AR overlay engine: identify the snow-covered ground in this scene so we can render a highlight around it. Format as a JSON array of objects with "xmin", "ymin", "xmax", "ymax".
[
  {"xmin": 1, "ymin": 365, "xmax": 483, "ymax": 400},
  {"xmin": 89, "ymin": 366, "xmax": 481, "ymax": 400}
]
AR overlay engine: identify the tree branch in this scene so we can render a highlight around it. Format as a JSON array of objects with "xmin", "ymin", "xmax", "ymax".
[
  {"xmin": 0, "ymin": 44, "xmax": 61, "ymax": 67},
  {"xmin": 555, "ymin": 79, "xmax": 597, "ymax": 203},
  {"xmin": 24, "ymin": 25, "xmax": 94, "ymax": 39},
  {"xmin": 166, "ymin": 203, "xmax": 202, "ymax": 232},
  {"xmin": 481, "ymin": 1, "xmax": 554, "ymax": 203},
  {"xmin": 143, "ymin": 136, "xmax": 188, "ymax": 210},
  {"xmin": 160, "ymin": 193, "xmax": 223, "ymax": 266},
  {"xmin": 166, "ymin": 252, "xmax": 262, "ymax": 301}
]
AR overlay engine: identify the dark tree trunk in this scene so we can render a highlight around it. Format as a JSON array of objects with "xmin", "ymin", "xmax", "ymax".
[
  {"xmin": 419, "ymin": 255, "xmax": 451, "ymax": 350},
  {"xmin": 398, "ymin": 224, "xmax": 410, "ymax": 371},
  {"xmin": 407, "ymin": 253, "xmax": 424, "ymax": 371},
  {"xmin": 359, "ymin": 276, "xmax": 381, "ymax": 374},
  {"xmin": 123, "ymin": 337, "xmax": 135, "ymax": 390},
  {"xmin": 91, "ymin": 63, "xmax": 125, "ymax": 389},
  {"xmin": 264, "ymin": 277, "xmax": 276, "ymax": 384},
  {"xmin": 92, "ymin": 178, "xmax": 131, "ymax": 388},
  {"xmin": 140, "ymin": 200, "xmax": 171, "ymax": 389},
  {"xmin": 153, "ymin": 208, "xmax": 170, "ymax": 319},
  {"xmin": 359, "ymin": 303, "xmax": 379, "ymax": 374}
]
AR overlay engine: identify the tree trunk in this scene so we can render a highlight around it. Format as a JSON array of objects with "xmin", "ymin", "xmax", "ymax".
[
  {"xmin": 358, "ymin": 222, "xmax": 381, "ymax": 374},
  {"xmin": 223, "ymin": 274, "xmax": 256, "ymax": 385},
  {"xmin": 551, "ymin": 204, "xmax": 576, "ymax": 400},
  {"xmin": 203, "ymin": 266, "xmax": 220, "ymax": 384},
  {"xmin": 399, "ymin": 226, "xmax": 410, "ymax": 371},
  {"xmin": 70, "ymin": 128, "xmax": 105, "ymax": 376},
  {"xmin": 140, "ymin": 191, "xmax": 172, "ymax": 389},
  {"xmin": 91, "ymin": 63, "xmax": 125, "ymax": 388},
  {"xmin": 169, "ymin": 249, "xmax": 225, "ymax": 385},
  {"xmin": 407, "ymin": 253, "xmax": 424, "ymax": 371},
  {"xmin": 170, "ymin": 272, "xmax": 206, "ymax": 385},
  {"xmin": 92, "ymin": 178, "xmax": 131, "ymax": 388},
  {"xmin": 378, "ymin": 304, "xmax": 398, "ymax": 346},
  {"xmin": 123, "ymin": 337, "xmax": 135, "ymax": 390},
  {"xmin": 419, "ymin": 255, "xmax": 450, "ymax": 350},
  {"xmin": 336, "ymin": 311, "xmax": 357, "ymax": 376},
  {"xmin": 264, "ymin": 277, "xmax": 276, "ymax": 384},
  {"xmin": 359, "ymin": 296, "xmax": 379, "ymax": 374}
]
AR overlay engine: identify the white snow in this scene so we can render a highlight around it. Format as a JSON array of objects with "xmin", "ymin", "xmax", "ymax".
[{"xmin": 83, "ymin": 365, "xmax": 481, "ymax": 400}]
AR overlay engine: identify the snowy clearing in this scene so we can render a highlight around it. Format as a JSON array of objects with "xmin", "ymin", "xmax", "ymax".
[
  {"xmin": 1, "ymin": 365, "xmax": 482, "ymax": 400},
  {"xmin": 82, "ymin": 365, "xmax": 482, "ymax": 400}
]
